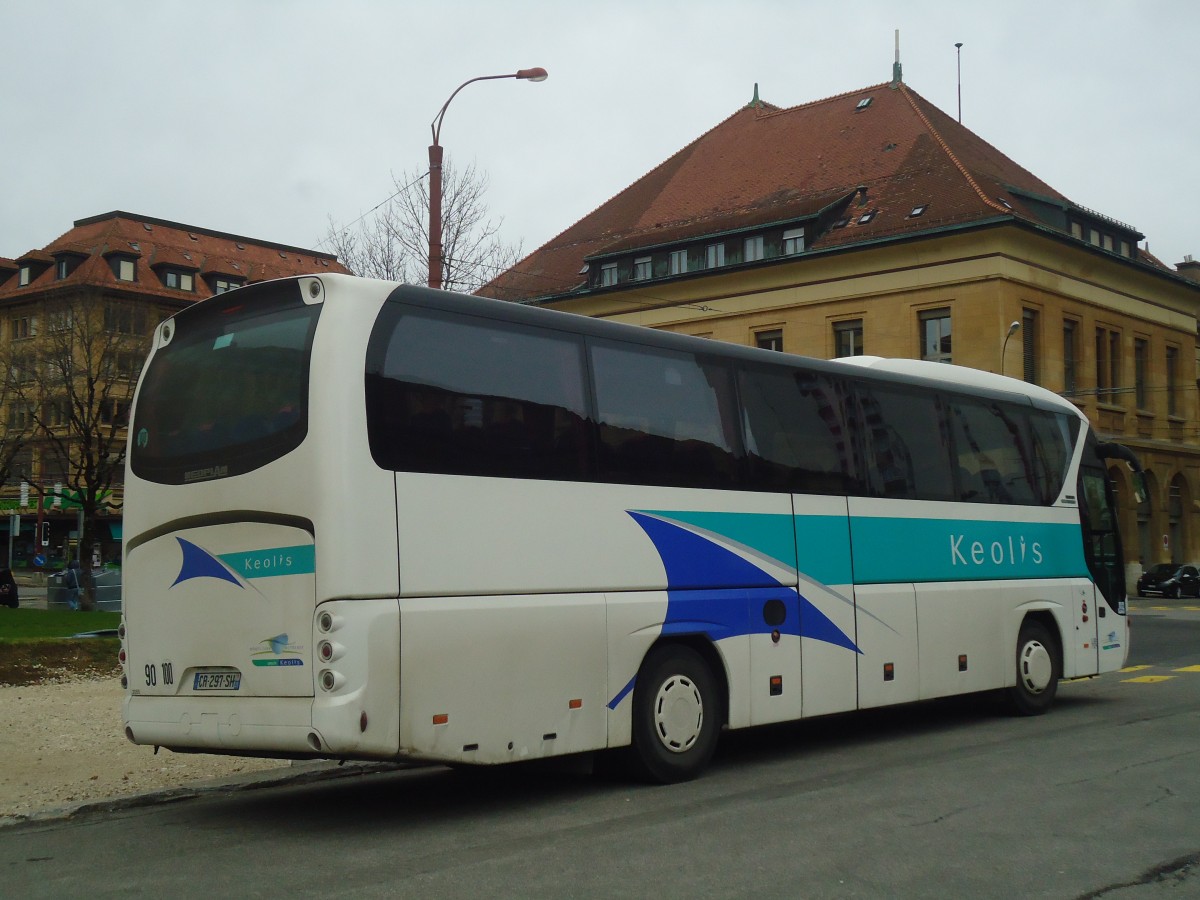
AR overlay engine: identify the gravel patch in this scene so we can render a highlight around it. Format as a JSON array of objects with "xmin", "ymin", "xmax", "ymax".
[{"xmin": 0, "ymin": 675, "xmax": 290, "ymax": 823}]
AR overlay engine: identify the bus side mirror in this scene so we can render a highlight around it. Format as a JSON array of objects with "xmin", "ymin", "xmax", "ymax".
[{"xmin": 1132, "ymin": 470, "xmax": 1147, "ymax": 505}]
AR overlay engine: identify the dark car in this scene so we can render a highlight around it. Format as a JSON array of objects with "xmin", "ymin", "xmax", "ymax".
[{"xmin": 1136, "ymin": 563, "xmax": 1200, "ymax": 599}]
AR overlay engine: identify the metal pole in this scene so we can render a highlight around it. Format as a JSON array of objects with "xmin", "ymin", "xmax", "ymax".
[
  {"xmin": 426, "ymin": 68, "xmax": 547, "ymax": 291},
  {"xmin": 955, "ymin": 43, "xmax": 963, "ymax": 123}
]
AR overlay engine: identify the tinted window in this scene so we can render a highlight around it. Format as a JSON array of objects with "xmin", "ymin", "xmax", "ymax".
[
  {"xmin": 739, "ymin": 366, "xmax": 858, "ymax": 494},
  {"xmin": 857, "ymin": 383, "xmax": 955, "ymax": 501},
  {"xmin": 946, "ymin": 399, "xmax": 1038, "ymax": 505},
  {"xmin": 131, "ymin": 280, "xmax": 318, "ymax": 484},
  {"xmin": 1029, "ymin": 410, "xmax": 1078, "ymax": 503},
  {"xmin": 365, "ymin": 307, "xmax": 591, "ymax": 480},
  {"xmin": 591, "ymin": 341, "xmax": 741, "ymax": 488}
]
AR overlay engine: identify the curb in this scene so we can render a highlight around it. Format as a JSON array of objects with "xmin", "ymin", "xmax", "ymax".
[{"xmin": 0, "ymin": 760, "xmax": 413, "ymax": 830}]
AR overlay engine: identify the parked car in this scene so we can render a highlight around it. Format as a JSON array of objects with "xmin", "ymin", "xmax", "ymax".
[{"xmin": 1136, "ymin": 563, "xmax": 1200, "ymax": 599}]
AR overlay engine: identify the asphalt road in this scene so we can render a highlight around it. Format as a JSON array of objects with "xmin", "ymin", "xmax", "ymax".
[{"xmin": 2, "ymin": 602, "xmax": 1198, "ymax": 899}]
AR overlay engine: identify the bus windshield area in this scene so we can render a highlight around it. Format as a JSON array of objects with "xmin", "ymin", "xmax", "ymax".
[{"xmin": 131, "ymin": 283, "xmax": 320, "ymax": 484}]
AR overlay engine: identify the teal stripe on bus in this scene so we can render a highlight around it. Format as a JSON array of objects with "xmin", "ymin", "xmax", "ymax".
[{"xmin": 848, "ymin": 517, "xmax": 1087, "ymax": 583}]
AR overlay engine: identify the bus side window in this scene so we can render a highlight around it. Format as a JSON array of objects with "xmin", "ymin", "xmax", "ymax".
[
  {"xmin": 590, "ymin": 341, "xmax": 742, "ymax": 489},
  {"xmin": 945, "ymin": 399, "xmax": 1038, "ymax": 505},
  {"xmin": 738, "ymin": 366, "xmax": 856, "ymax": 494},
  {"xmin": 855, "ymin": 383, "xmax": 955, "ymax": 502},
  {"xmin": 365, "ymin": 307, "xmax": 591, "ymax": 480}
]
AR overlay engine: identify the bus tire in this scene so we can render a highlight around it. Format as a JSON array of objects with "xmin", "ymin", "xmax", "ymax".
[
  {"xmin": 1008, "ymin": 619, "xmax": 1060, "ymax": 716},
  {"xmin": 628, "ymin": 645, "xmax": 722, "ymax": 783}
]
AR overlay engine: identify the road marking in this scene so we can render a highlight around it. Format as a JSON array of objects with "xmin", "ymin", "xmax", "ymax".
[
  {"xmin": 1120, "ymin": 665, "xmax": 1153, "ymax": 672},
  {"xmin": 1122, "ymin": 675, "xmax": 1176, "ymax": 683},
  {"xmin": 1173, "ymin": 665, "xmax": 1200, "ymax": 673}
]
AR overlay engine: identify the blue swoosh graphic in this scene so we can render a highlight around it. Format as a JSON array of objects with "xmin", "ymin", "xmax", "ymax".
[{"xmin": 172, "ymin": 537, "xmax": 243, "ymax": 589}]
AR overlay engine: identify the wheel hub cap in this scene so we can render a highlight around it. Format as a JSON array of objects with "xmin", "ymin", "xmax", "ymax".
[
  {"xmin": 1019, "ymin": 640, "xmax": 1053, "ymax": 694},
  {"xmin": 653, "ymin": 674, "xmax": 703, "ymax": 753}
]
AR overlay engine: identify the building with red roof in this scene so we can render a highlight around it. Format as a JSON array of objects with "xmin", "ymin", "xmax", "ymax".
[
  {"xmin": 486, "ymin": 77, "xmax": 1200, "ymax": 571},
  {"xmin": 0, "ymin": 211, "xmax": 349, "ymax": 572}
]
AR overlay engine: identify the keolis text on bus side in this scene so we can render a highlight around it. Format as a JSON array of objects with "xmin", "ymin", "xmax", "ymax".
[{"xmin": 950, "ymin": 534, "xmax": 1043, "ymax": 567}]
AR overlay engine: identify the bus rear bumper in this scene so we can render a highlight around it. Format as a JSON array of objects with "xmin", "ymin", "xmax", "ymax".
[{"xmin": 123, "ymin": 694, "xmax": 321, "ymax": 757}]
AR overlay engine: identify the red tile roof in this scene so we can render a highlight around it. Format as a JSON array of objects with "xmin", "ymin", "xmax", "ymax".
[
  {"xmin": 484, "ymin": 82, "xmax": 1164, "ymax": 302},
  {"xmin": 0, "ymin": 211, "xmax": 350, "ymax": 301}
]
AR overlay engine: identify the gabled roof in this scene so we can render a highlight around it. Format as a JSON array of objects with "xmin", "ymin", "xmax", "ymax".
[
  {"xmin": 484, "ymin": 82, "xmax": 1163, "ymax": 303},
  {"xmin": 0, "ymin": 211, "xmax": 350, "ymax": 301}
]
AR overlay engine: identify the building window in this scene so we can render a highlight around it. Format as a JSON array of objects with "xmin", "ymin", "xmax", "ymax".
[
  {"xmin": 744, "ymin": 236, "xmax": 764, "ymax": 262},
  {"xmin": 10, "ymin": 316, "xmax": 36, "ymax": 340},
  {"xmin": 705, "ymin": 243, "xmax": 725, "ymax": 269},
  {"xmin": 110, "ymin": 257, "xmax": 136, "ymax": 281},
  {"xmin": 1095, "ymin": 326, "xmax": 1121, "ymax": 404},
  {"xmin": 1166, "ymin": 344, "xmax": 1179, "ymax": 417},
  {"xmin": 212, "ymin": 277, "xmax": 243, "ymax": 294},
  {"xmin": 755, "ymin": 329, "xmax": 783, "ymax": 352},
  {"xmin": 56, "ymin": 260, "xmax": 69, "ymax": 280},
  {"xmin": 163, "ymin": 269, "xmax": 195, "ymax": 291},
  {"xmin": 1063, "ymin": 319, "xmax": 1078, "ymax": 395},
  {"xmin": 1134, "ymin": 338, "xmax": 1148, "ymax": 409},
  {"xmin": 1119, "ymin": 240, "xmax": 1132, "ymax": 258},
  {"xmin": 669, "ymin": 249, "xmax": 688, "ymax": 276},
  {"xmin": 782, "ymin": 228, "xmax": 805, "ymax": 256},
  {"xmin": 1022, "ymin": 308, "xmax": 1039, "ymax": 384},
  {"xmin": 834, "ymin": 319, "xmax": 864, "ymax": 357},
  {"xmin": 633, "ymin": 257, "xmax": 652, "ymax": 281},
  {"xmin": 18, "ymin": 266, "xmax": 31, "ymax": 287},
  {"xmin": 1070, "ymin": 222, "xmax": 1083, "ymax": 240},
  {"xmin": 599, "ymin": 262, "xmax": 618, "ymax": 287},
  {"xmin": 105, "ymin": 303, "xmax": 145, "ymax": 335},
  {"xmin": 1089, "ymin": 228, "xmax": 1101, "ymax": 247},
  {"xmin": 920, "ymin": 309, "xmax": 952, "ymax": 363}
]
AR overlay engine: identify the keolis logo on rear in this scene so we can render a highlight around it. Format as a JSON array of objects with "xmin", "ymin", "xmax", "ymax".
[{"xmin": 171, "ymin": 537, "xmax": 315, "ymax": 588}]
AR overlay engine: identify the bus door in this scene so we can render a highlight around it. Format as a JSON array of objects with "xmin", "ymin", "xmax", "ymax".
[{"xmin": 1079, "ymin": 452, "xmax": 1130, "ymax": 672}]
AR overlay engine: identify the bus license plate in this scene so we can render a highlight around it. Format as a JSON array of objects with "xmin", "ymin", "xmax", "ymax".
[{"xmin": 193, "ymin": 672, "xmax": 241, "ymax": 691}]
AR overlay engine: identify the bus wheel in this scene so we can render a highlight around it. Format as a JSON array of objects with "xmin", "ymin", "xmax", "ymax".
[
  {"xmin": 629, "ymin": 645, "xmax": 722, "ymax": 783},
  {"xmin": 1008, "ymin": 620, "xmax": 1059, "ymax": 716}
]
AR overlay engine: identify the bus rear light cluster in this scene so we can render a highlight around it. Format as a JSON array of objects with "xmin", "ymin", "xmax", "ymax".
[{"xmin": 315, "ymin": 608, "xmax": 347, "ymax": 693}]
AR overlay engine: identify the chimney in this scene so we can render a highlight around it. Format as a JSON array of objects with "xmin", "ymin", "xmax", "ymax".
[
  {"xmin": 891, "ymin": 30, "xmax": 903, "ymax": 87},
  {"xmin": 1178, "ymin": 254, "xmax": 1200, "ymax": 284}
]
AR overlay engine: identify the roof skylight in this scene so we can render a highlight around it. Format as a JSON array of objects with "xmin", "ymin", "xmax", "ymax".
[{"xmin": 856, "ymin": 97, "xmax": 873, "ymax": 110}]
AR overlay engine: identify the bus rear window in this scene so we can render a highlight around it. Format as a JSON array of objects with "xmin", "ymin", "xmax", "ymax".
[{"xmin": 130, "ymin": 280, "xmax": 320, "ymax": 484}]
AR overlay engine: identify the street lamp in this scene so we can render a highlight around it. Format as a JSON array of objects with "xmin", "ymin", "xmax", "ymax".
[
  {"xmin": 1001, "ymin": 320, "xmax": 1021, "ymax": 375},
  {"xmin": 427, "ymin": 67, "xmax": 548, "ymax": 290}
]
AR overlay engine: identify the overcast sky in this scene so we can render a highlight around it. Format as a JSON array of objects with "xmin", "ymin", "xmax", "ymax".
[{"xmin": 3, "ymin": 1, "xmax": 1197, "ymax": 274}]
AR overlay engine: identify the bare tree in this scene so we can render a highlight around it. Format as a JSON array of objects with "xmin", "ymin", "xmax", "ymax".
[
  {"xmin": 0, "ymin": 294, "xmax": 148, "ymax": 609},
  {"xmin": 326, "ymin": 158, "xmax": 522, "ymax": 294}
]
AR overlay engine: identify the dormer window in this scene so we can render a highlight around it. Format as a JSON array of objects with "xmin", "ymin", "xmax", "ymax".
[
  {"xmin": 600, "ymin": 262, "xmax": 618, "ymax": 287},
  {"xmin": 18, "ymin": 266, "xmax": 32, "ymax": 287},
  {"xmin": 212, "ymin": 277, "xmax": 243, "ymax": 294},
  {"xmin": 109, "ymin": 256, "xmax": 136, "ymax": 281},
  {"xmin": 705, "ymin": 243, "xmax": 725, "ymax": 268},
  {"xmin": 782, "ymin": 227, "xmax": 805, "ymax": 255},
  {"xmin": 633, "ymin": 257, "xmax": 652, "ymax": 280},
  {"xmin": 162, "ymin": 269, "xmax": 195, "ymax": 291}
]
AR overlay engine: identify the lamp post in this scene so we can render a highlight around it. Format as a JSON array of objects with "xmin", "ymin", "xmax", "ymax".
[
  {"xmin": 1001, "ymin": 320, "xmax": 1021, "ymax": 376},
  {"xmin": 427, "ymin": 67, "xmax": 548, "ymax": 290}
]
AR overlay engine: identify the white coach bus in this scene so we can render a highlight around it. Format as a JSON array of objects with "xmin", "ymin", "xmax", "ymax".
[{"xmin": 120, "ymin": 274, "xmax": 1137, "ymax": 782}]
